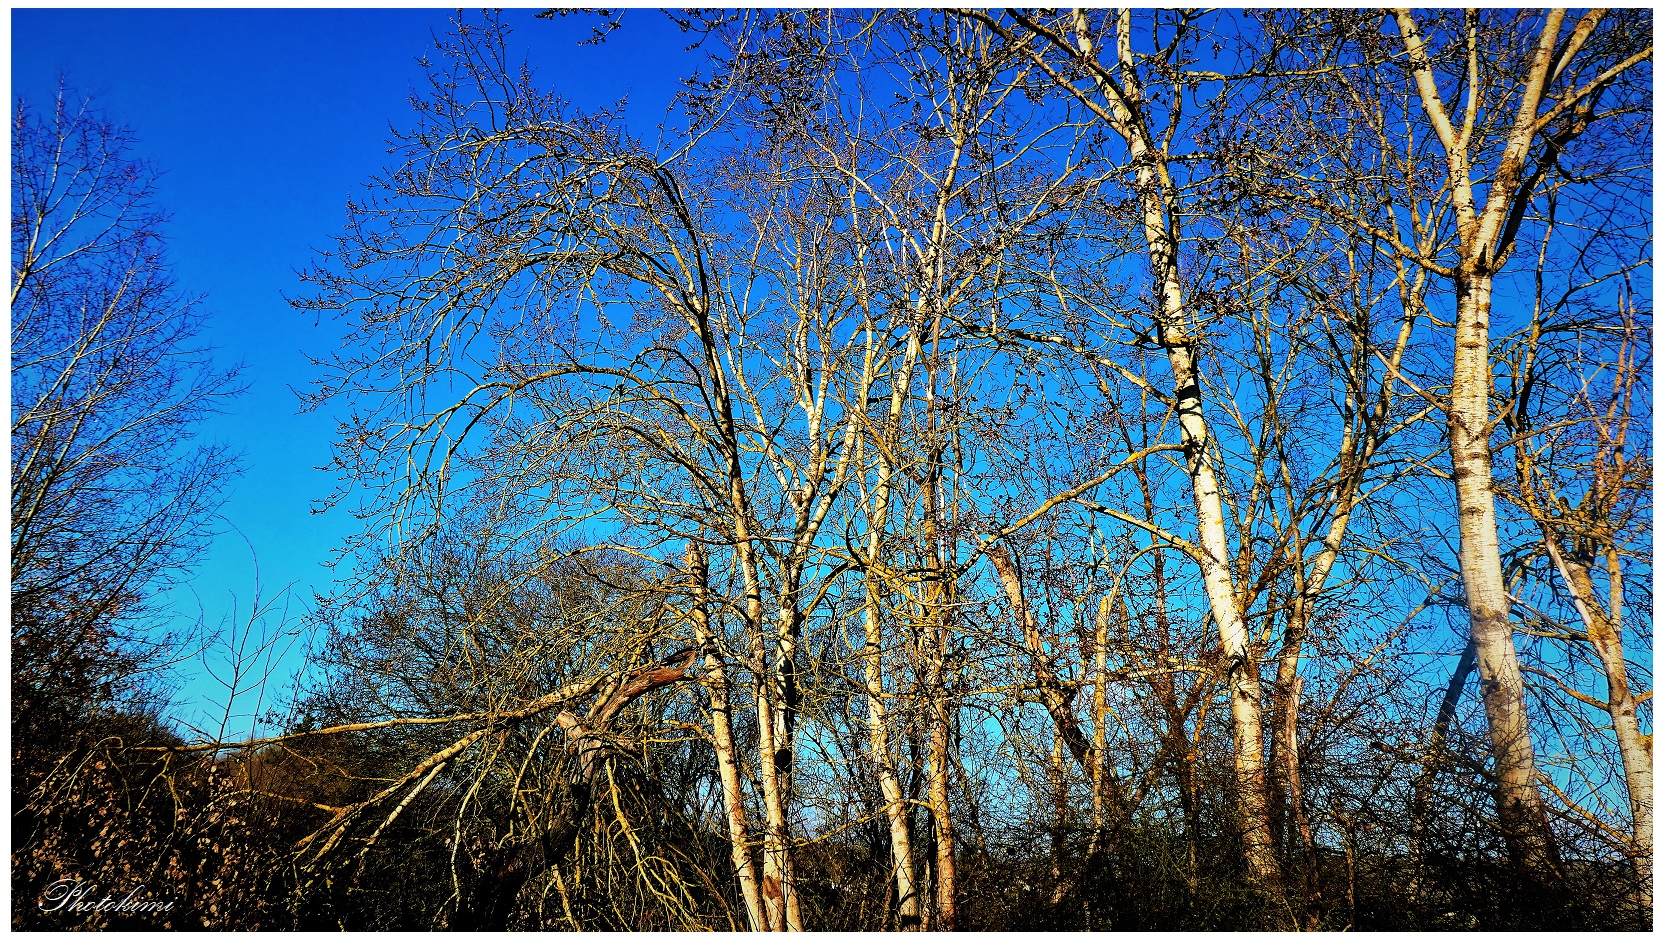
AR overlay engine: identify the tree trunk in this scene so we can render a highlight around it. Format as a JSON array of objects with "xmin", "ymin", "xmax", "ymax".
[
  {"xmin": 1048, "ymin": 732, "xmax": 1069, "ymax": 905},
  {"xmin": 1601, "ymin": 547, "xmax": 1653, "ymax": 916},
  {"xmin": 855, "ymin": 326, "xmax": 930, "ymax": 929},
  {"xmin": 689, "ymin": 281, "xmax": 804, "ymax": 930},
  {"xmin": 927, "ymin": 696, "xmax": 956, "ymax": 930},
  {"xmin": 687, "ymin": 544, "xmax": 766, "ymax": 931},
  {"xmin": 925, "ymin": 617, "xmax": 957, "ymax": 931},
  {"xmin": 862, "ymin": 577, "xmax": 921, "ymax": 929},
  {"xmin": 1450, "ymin": 270, "xmax": 1560, "ymax": 879},
  {"xmin": 1178, "ymin": 730, "xmax": 1200, "ymax": 900},
  {"xmin": 756, "ymin": 662, "xmax": 796, "ymax": 931},
  {"xmin": 1334, "ymin": 805, "xmax": 1357, "ymax": 930},
  {"xmin": 921, "ymin": 398, "xmax": 957, "ymax": 932},
  {"xmin": 1395, "ymin": 9, "xmax": 1595, "ymax": 882},
  {"xmin": 753, "ymin": 608, "xmax": 797, "ymax": 931},
  {"xmin": 1543, "ymin": 538, "xmax": 1651, "ymax": 911},
  {"xmin": 1070, "ymin": 9, "xmax": 1279, "ymax": 888},
  {"xmin": 1272, "ymin": 606, "xmax": 1319, "ymax": 927},
  {"xmin": 768, "ymin": 596, "xmax": 805, "ymax": 931},
  {"xmin": 1088, "ymin": 589, "xmax": 1113, "ymax": 859}
]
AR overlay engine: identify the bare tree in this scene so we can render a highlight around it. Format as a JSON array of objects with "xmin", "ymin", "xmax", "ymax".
[
  {"xmin": 44, "ymin": 9, "xmax": 1648, "ymax": 931},
  {"xmin": 957, "ymin": 6, "xmax": 1289, "ymax": 890},
  {"xmin": 11, "ymin": 89, "xmax": 240, "ymax": 741},
  {"xmin": 1506, "ymin": 281, "xmax": 1651, "ymax": 910},
  {"xmin": 1246, "ymin": 6, "xmax": 1650, "ymax": 885}
]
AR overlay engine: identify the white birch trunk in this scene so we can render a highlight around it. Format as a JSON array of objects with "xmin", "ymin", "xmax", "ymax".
[
  {"xmin": 686, "ymin": 544, "xmax": 766, "ymax": 931},
  {"xmin": 1073, "ymin": 8, "xmax": 1279, "ymax": 886}
]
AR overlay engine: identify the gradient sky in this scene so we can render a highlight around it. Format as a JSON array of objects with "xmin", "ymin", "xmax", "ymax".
[{"xmin": 13, "ymin": 7, "xmax": 702, "ymax": 733}]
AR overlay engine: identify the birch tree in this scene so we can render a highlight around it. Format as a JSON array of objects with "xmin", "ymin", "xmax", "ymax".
[
  {"xmin": 1255, "ymin": 7, "xmax": 1650, "ymax": 881},
  {"xmin": 959, "ymin": 6, "xmax": 1285, "ymax": 890}
]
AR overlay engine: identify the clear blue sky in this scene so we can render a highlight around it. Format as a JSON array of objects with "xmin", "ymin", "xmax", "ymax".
[{"xmin": 13, "ymin": 7, "xmax": 701, "ymax": 733}]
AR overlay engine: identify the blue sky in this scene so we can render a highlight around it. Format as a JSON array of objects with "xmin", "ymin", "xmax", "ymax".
[{"xmin": 13, "ymin": 7, "xmax": 702, "ymax": 732}]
